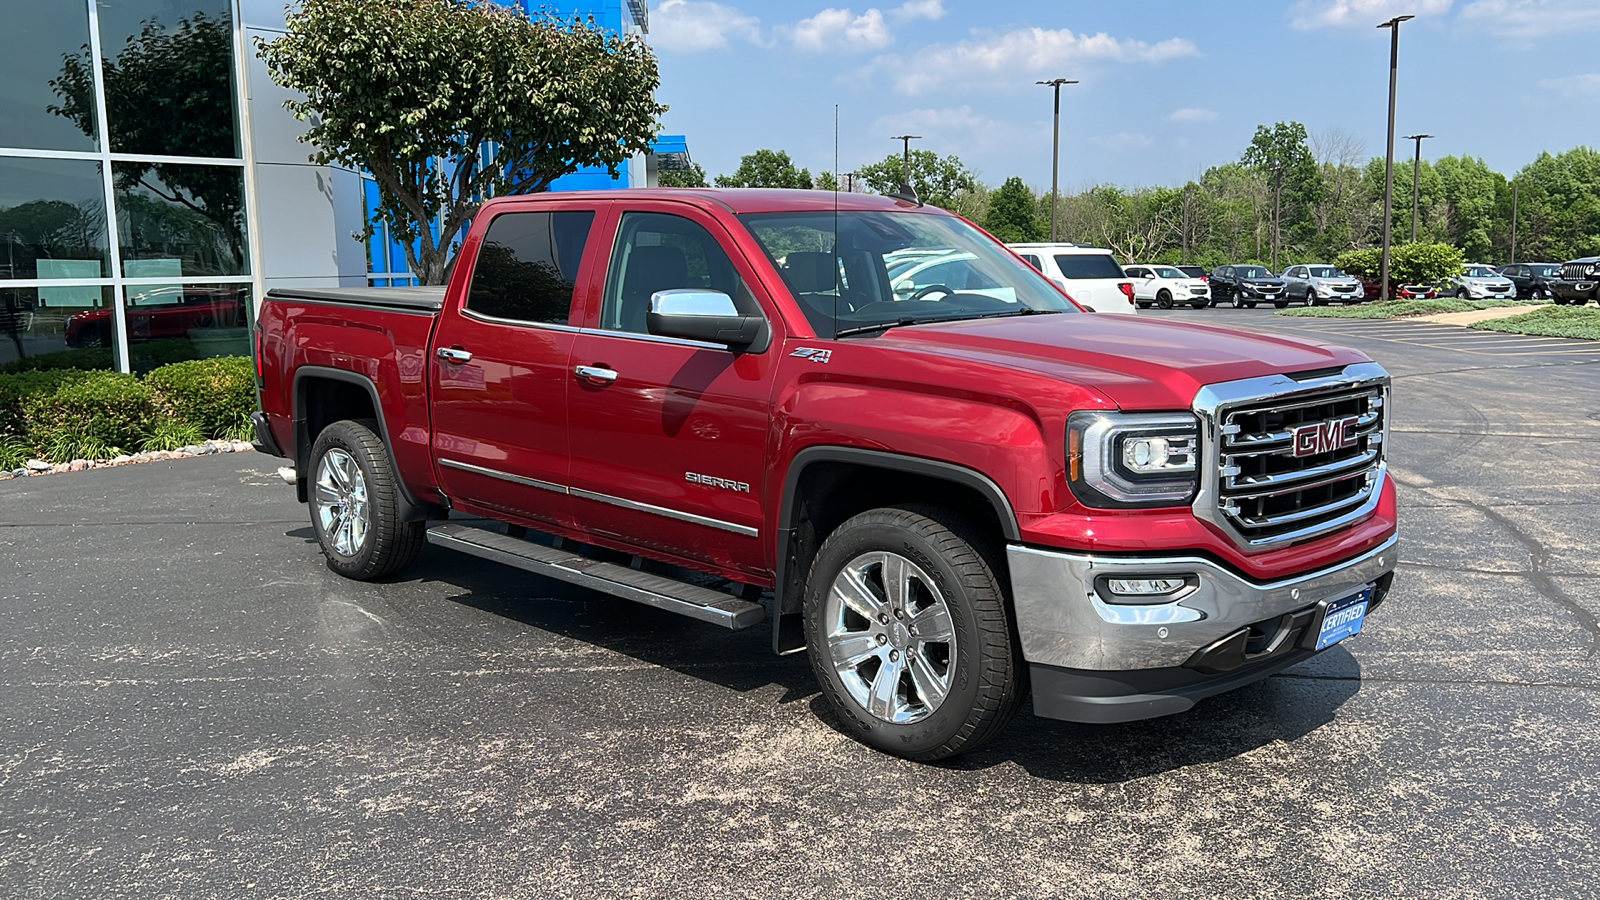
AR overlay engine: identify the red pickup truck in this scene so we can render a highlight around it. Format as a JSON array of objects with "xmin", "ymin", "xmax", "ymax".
[{"xmin": 253, "ymin": 189, "xmax": 1397, "ymax": 760}]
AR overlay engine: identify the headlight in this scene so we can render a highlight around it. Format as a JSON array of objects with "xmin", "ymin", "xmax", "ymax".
[{"xmin": 1067, "ymin": 411, "xmax": 1199, "ymax": 508}]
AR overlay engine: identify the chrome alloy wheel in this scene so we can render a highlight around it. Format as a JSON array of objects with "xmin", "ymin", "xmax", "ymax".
[
  {"xmin": 314, "ymin": 448, "xmax": 370, "ymax": 558},
  {"xmin": 824, "ymin": 551, "xmax": 957, "ymax": 725}
]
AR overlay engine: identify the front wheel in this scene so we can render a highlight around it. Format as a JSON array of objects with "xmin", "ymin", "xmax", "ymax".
[
  {"xmin": 308, "ymin": 419, "xmax": 424, "ymax": 580},
  {"xmin": 1308, "ymin": 289, "xmax": 1324, "ymax": 307},
  {"xmin": 1456, "ymin": 288, "xmax": 1469, "ymax": 300},
  {"xmin": 1231, "ymin": 292, "xmax": 1246, "ymax": 309},
  {"xmin": 804, "ymin": 506, "xmax": 1024, "ymax": 761},
  {"xmin": 1157, "ymin": 290, "xmax": 1173, "ymax": 309}
]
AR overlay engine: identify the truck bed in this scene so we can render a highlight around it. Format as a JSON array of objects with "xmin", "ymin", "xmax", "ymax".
[{"xmin": 265, "ymin": 286, "xmax": 447, "ymax": 313}]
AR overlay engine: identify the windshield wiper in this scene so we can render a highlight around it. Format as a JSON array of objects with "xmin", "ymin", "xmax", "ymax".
[{"xmin": 833, "ymin": 308, "xmax": 1061, "ymax": 339}]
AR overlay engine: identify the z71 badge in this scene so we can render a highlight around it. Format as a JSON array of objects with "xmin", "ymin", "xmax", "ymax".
[{"xmin": 790, "ymin": 347, "xmax": 832, "ymax": 364}]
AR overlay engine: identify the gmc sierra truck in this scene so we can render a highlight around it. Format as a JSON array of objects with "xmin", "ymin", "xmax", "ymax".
[{"xmin": 252, "ymin": 189, "xmax": 1398, "ymax": 761}]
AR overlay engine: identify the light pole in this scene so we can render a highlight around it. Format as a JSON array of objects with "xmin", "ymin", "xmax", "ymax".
[
  {"xmin": 1377, "ymin": 14, "xmax": 1414, "ymax": 302},
  {"xmin": 1403, "ymin": 133, "xmax": 1433, "ymax": 243},
  {"xmin": 1036, "ymin": 79, "xmax": 1078, "ymax": 243},
  {"xmin": 889, "ymin": 135, "xmax": 921, "ymax": 192}
]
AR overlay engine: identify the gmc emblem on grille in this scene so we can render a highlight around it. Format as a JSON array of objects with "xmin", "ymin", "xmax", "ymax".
[{"xmin": 1292, "ymin": 416, "xmax": 1361, "ymax": 457}]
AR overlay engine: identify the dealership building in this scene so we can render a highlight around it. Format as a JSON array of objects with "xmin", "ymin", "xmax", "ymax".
[{"xmin": 0, "ymin": 0, "xmax": 678, "ymax": 373}]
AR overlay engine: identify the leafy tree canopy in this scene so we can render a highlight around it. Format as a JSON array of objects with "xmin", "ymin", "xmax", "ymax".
[
  {"xmin": 713, "ymin": 149, "xmax": 812, "ymax": 189},
  {"xmin": 259, "ymin": 0, "xmax": 666, "ymax": 283},
  {"xmin": 856, "ymin": 150, "xmax": 978, "ymax": 210},
  {"xmin": 982, "ymin": 177, "xmax": 1042, "ymax": 243},
  {"xmin": 657, "ymin": 162, "xmax": 709, "ymax": 188}
]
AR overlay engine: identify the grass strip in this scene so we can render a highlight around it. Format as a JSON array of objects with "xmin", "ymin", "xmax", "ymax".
[
  {"xmin": 1276, "ymin": 298, "xmax": 1538, "ymax": 319},
  {"xmin": 1470, "ymin": 306, "xmax": 1600, "ymax": 340}
]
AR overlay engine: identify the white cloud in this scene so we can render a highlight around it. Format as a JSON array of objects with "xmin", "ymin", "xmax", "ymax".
[
  {"xmin": 651, "ymin": 0, "xmax": 763, "ymax": 52},
  {"xmin": 875, "ymin": 105, "xmax": 1004, "ymax": 135},
  {"xmin": 1167, "ymin": 107, "xmax": 1218, "ymax": 123},
  {"xmin": 892, "ymin": 0, "xmax": 945, "ymax": 21},
  {"xmin": 1538, "ymin": 72, "xmax": 1600, "ymax": 100},
  {"xmin": 873, "ymin": 27, "xmax": 1198, "ymax": 95},
  {"xmin": 1288, "ymin": 0, "xmax": 1452, "ymax": 30},
  {"xmin": 791, "ymin": 8, "xmax": 893, "ymax": 52},
  {"xmin": 1460, "ymin": 0, "xmax": 1600, "ymax": 37},
  {"xmin": 1091, "ymin": 132, "xmax": 1155, "ymax": 151}
]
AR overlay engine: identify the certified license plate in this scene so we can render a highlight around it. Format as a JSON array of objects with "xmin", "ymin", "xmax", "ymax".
[{"xmin": 1315, "ymin": 587, "xmax": 1372, "ymax": 651}]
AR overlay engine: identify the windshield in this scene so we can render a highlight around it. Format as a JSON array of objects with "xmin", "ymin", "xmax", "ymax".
[
  {"xmin": 1532, "ymin": 264, "xmax": 1559, "ymax": 276},
  {"xmin": 1307, "ymin": 266, "xmax": 1344, "ymax": 278},
  {"xmin": 1153, "ymin": 266, "xmax": 1185, "ymax": 279},
  {"xmin": 742, "ymin": 210, "xmax": 1078, "ymax": 338},
  {"xmin": 1463, "ymin": 266, "xmax": 1498, "ymax": 278},
  {"xmin": 1236, "ymin": 266, "xmax": 1274, "ymax": 279}
]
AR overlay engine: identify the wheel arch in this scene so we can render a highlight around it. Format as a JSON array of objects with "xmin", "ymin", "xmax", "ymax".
[
  {"xmin": 292, "ymin": 366, "xmax": 433, "ymax": 521},
  {"xmin": 770, "ymin": 446, "xmax": 1020, "ymax": 654}
]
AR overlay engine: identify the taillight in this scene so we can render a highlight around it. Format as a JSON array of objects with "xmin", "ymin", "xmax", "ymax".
[
  {"xmin": 1200, "ymin": 276, "xmax": 1209, "ymax": 282},
  {"xmin": 1118, "ymin": 282, "xmax": 1135, "ymax": 304},
  {"xmin": 255, "ymin": 327, "xmax": 265, "ymax": 383}
]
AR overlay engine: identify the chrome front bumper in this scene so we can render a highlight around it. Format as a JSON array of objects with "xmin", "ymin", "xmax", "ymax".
[{"xmin": 1006, "ymin": 534, "xmax": 1398, "ymax": 671}]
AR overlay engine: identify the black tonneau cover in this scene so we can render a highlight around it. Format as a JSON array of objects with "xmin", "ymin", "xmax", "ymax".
[{"xmin": 265, "ymin": 286, "xmax": 446, "ymax": 313}]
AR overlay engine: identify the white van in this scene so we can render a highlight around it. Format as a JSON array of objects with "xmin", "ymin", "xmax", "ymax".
[{"xmin": 1007, "ymin": 243, "xmax": 1137, "ymax": 315}]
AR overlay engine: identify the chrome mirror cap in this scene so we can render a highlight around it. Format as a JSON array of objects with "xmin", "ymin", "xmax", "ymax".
[{"xmin": 650, "ymin": 289, "xmax": 738, "ymax": 318}]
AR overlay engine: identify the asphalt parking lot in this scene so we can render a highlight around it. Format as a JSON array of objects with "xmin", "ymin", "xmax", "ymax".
[{"xmin": 3, "ymin": 309, "xmax": 1599, "ymax": 899}]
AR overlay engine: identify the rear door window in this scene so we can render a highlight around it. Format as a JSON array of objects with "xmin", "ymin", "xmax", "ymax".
[
  {"xmin": 466, "ymin": 211, "xmax": 596, "ymax": 324},
  {"xmin": 1054, "ymin": 254, "xmax": 1126, "ymax": 279}
]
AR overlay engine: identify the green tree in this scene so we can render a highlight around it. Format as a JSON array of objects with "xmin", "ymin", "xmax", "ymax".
[
  {"xmin": 982, "ymin": 177, "xmax": 1042, "ymax": 242},
  {"xmin": 1336, "ymin": 242, "xmax": 1461, "ymax": 286},
  {"xmin": 1434, "ymin": 155, "xmax": 1503, "ymax": 261},
  {"xmin": 1511, "ymin": 147, "xmax": 1600, "ymax": 262},
  {"xmin": 856, "ymin": 150, "xmax": 979, "ymax": 211},
  {"xmin": 713, "ymin": 149, "xmax": 812, "ymax": 189},
  {"xmin": 657, "ymin": 162, "xmax": 709, "ymax": 188},
  {"xmin": 51, "ymin": 12, "xmax": 245, "ymax": 267},
  {"xmin": 258, "ymin": 0, "xmax": 665, "ymax": 284},
  {"xmin": 1242, "ymin": 121, "xmax": 1317, "ymax": 271}
]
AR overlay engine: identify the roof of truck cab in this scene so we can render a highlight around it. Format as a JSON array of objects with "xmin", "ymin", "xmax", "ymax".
[{"xmin": 480, "ymin": 188, "xmax": 944, "ymax": 215}]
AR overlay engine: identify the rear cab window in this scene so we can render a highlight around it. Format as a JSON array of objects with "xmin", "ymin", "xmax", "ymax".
[{"xmin": 466, "ymin": 210, "xmax": 596, "ymax": 325}]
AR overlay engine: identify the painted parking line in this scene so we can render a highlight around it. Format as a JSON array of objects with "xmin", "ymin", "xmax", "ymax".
[{"xmin": 1235, "ymin": 318, "xmax": 1600, "ymax": 356}]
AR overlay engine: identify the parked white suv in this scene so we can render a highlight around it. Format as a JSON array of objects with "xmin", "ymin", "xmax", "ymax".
[
  {"xmin": 1008, "ymin": 243, "xmax": 1136, "ymax": 315},
  {"xmin": 1447, "ymin": 264, "xmax": 1516, "ymax": 300},
  {"xmin": 1281, "ymin": 264, "xmax": 1365, "ymax": 306},
  {"xmin": 1122, "ymin": 264, "xmax": 1210, "ymax": 309}
]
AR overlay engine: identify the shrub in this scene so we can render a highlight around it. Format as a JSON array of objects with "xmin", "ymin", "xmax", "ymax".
[
  {"xmin": 0, "ymin": 433, "xmax": 33, "ymax": 469},
  {"xmin": 144, "ymin": 356, "xmax": 256, "ymax": 438},
  {"xmin": 0, "ymin": 370, "xmax": 96, "ymax": 437},
  {"xmin": 1335, "ymin": 243, "xmax": 1464, "ymax": 287},
  {"xmin": 140, "ymin": 418, "xmax": 206, "ymax": 453},
  {"xmin": 21, "ymin": 372, "xmax": 157, "ymax": 456}
]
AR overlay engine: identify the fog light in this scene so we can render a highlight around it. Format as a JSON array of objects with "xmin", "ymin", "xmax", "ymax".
[{"xmin": 1106, "ymin": 577, "xmax": 1188, "ymax": 597}]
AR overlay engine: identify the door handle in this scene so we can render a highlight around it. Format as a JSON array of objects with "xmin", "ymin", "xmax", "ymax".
[
  {"xmin": 437, "ymin": 347, "xmax": 472, "ymax": 364},
  {"xmin": 574, "ymin": 364, "xmax": 618, "ymax": 384}
]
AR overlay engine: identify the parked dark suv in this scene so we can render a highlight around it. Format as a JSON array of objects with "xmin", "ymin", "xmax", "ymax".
[
  {"xmin": 1550, "ymin": 258, "xmax": 1599, "ymax": 306},
  {"xmin": 1210, "ymin": 265, "xmax": 1288, "ymax": 308},
  {"xmin": 1498, "ymin": 263, "xmax": 1563, "ymax": 301}
]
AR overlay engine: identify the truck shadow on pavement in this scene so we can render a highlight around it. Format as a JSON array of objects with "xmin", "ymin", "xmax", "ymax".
[
  {"xmin": 950, "ymin": 652, "xmax": 1363, "ymax": 783},
  {"xmin": 321, "ymin": 533, "xmax": 1365, "ymax": 785}
]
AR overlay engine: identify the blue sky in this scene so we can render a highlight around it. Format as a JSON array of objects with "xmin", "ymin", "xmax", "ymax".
[{"xmin": 644, "ymin": 0, "xmax": 1600, "ymax": 190}]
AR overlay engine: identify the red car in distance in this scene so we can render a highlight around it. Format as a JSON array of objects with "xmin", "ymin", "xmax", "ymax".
[
  {"xmin": 1359, "ymin": 277, "xmax": 1438, "ymax": 300},
  {"xmin": 65, "ymin": 286, "xmax": 247, "ymax": 347}
]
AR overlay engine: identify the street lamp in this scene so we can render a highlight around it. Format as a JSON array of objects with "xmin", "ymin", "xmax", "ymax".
[
  {"xmin": 889, "ymin": 134, "xmax": 921, "ymax": 193},
  {"xmin": 1037, "ymin": 78, "xmax": 1078, "ymax": 243},
  {"xmin": 1377, "ymin": 14, "xmax": 1415, "ymax": 301},
  {"xmin": 1403, "ymin": 133, "xmax": 1433, "ymax": 243}
]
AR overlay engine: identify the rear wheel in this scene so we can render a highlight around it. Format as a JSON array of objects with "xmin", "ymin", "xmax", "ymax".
[
  {"xmin": 804, "ymin": 505, "xmax": 1023, "ymax": 761},
  {"xmin": 1135, "ymin": 301, "xmax": 1152, "ymax": 309},
  {"xmin": 308, "ymin": 419, "xmax": 424, "ymax": 580}
]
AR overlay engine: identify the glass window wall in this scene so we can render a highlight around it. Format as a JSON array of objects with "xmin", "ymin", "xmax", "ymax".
[
  {"xmin": 0, "ymin": 285, "xmax": 121, "ymax": 374},
  {"xmin": 0, "ymin": 2, "xmax": 99, "ymax": 153},
  {"xmin": 115, "ymin": 162, "xmax": 248, "ymax": 278},
  {"xmin": 94, "ymin": 0, "xmax": 240, "ymax": 159}
]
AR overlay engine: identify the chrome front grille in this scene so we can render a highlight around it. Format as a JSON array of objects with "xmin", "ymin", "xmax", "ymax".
[{"xmin": 1194, "ymin": 365, "xmax": 1390, "ymax": 550}]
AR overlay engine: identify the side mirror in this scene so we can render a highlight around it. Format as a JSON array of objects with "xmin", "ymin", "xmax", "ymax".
[{"xmin": 646, "ymin": 289, "xmax": 763, "ymax": 349}]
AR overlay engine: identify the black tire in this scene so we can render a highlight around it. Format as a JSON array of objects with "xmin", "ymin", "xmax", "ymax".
[
  {"xmin": 1455, "ymin": 288, "xmax": 1469, "ymax": 300},
  {"xmin": 308, "ymin": 418, "xmax": 424, "ymax": 580},
  {"xmin": 1273, "ymin": 299, "xmax": 1288, "ymax": 309},
  {"xmin": 1231, "ymin": 292, "xmax": 1246, "ymax": 309},
  {"xmin": 1246, "ymin": 301, "xmax": 1258, "ymax": 308},
  {"xmin": 803, "ymin": 505, "xmax": 1024, "ymax": 761},
  {"xmin": 1136, "ymin": 301, "xmax": 1151, "ymax": 309},
  {"xmin": 1308, "ymin": 289, "xmax": 1324, "ymax": 307},
  {"xmin": 1157, "ymin": 290, "xmax": 1173, "ymax": 310}
]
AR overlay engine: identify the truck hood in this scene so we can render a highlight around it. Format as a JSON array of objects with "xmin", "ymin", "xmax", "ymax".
[{"xmin": 877, "ymin": 313, "xmax": 1369, "ymax": 411}]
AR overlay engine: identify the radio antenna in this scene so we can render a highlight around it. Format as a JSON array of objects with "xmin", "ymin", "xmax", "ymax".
[{"xmin": 833, "ymin": 103, "xmax": 840, "ymax": 338}]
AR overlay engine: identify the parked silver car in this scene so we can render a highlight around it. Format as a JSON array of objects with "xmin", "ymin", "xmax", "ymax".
[{"xmin": 1281, "ymin": 264, "xmax": 1365, "ymax": 306}]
